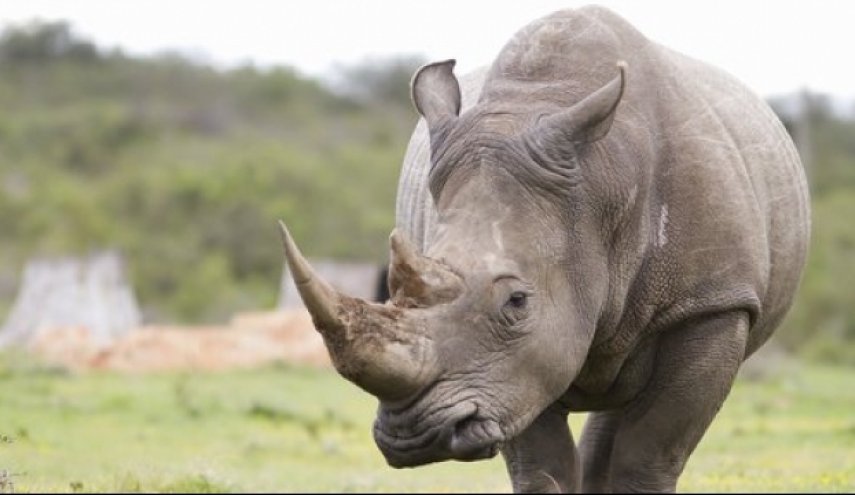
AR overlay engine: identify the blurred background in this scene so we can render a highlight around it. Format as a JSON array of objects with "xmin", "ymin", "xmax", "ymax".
[{"xmin": 0, "ymin": 1, "xmax": 853, "ymax": 492}]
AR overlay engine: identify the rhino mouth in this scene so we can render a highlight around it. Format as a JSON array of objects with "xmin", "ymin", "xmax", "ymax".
[{"xmin": 373, "ymin": 401, "xmax": 504, "ymax": 467}]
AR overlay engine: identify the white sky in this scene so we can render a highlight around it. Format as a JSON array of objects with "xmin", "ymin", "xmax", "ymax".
[{"xmin": 1, "ymin": 0, "xmax": 853, "ymax": 99}]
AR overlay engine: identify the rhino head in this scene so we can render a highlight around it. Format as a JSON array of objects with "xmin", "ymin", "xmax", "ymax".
[{"xmin": 279, "ymin": 59, "xmax": 626, "ymax": 467}]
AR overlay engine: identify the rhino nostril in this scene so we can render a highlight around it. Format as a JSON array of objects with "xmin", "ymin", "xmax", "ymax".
[
  {"xmin": 452, "ymin": 412, "xmax": 480, "ymax": 440},
  {"xmin": 449, "ymin": 410, "xmax": 491, "ymax": 459},
  {"xmin": 447, "ymin": 406, "xmax": 504, "ymax": 462}
]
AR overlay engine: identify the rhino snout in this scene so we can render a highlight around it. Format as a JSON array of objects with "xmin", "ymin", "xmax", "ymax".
[
  {"xmin": 373, "ymin": 401, "xmax": 504, "ymax": 467},
  {"xmin": 278, "ymin": 220, "xmax": 439, "ymax": 402}
]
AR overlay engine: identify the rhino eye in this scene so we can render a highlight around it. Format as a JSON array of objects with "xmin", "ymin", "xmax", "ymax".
[
  {"xmin": 507, "ymin": 291, "xmax": 528, "ymax": 309},
  {"xmin": 499, "ymin": 289, "xmax": 531, "ymax": 327}
]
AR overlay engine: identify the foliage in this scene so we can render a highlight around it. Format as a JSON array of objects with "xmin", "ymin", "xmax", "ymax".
[
  {"xmin": 770, "ymin": 91, "xmax": 855, "ymax": 196},
  {"xmin": 0, "ymin": 21, "xmax": 99, "ymax": 64},
  {"xmin": 0, "ymin": 22, "xmax": 418, "ymax": 322},
  {"xmin": 331, "ymin": 54, "xmax": 428, "ymax": 107}
]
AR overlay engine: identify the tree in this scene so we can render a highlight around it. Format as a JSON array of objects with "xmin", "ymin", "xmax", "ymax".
[
  {"xmin": 331, "ymin": 54, "xmax": 427, "ymax": 109},
  {"xmin": 0, "ymin": 21, "xmax": 99, "ymax": 64}
]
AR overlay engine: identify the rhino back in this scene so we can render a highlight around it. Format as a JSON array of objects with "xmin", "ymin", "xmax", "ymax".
[{"xmin": 395, "ymin": 6, "xmax": 809, "ymax": 358}]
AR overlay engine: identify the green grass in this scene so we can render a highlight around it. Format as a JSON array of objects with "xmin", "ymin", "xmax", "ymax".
[{"xmin": 0, "ymin": 355, "xmax": 853, "ymax": 493}]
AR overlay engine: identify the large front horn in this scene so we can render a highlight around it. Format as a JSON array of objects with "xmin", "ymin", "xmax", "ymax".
[
  {"xmin": 278, "ymin": 221, "xmax": 342, "ymax": 332},
  {"xmin": 278, "ymin": 221, "xmax": 436, "ymax": 402}
]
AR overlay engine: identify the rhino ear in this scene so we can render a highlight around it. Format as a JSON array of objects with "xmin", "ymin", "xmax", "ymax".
[
  {"xmin": 411, "ymin": 59, "xmax": 461, "ymax": 135},
  {"xmin": 535, "ymin": 61, "xmax": 627, "ymax": 146}
]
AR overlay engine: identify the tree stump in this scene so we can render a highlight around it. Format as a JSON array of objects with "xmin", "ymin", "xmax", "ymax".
[{"xmin": 0, "ymin": 251, "xmax": 141, "ymax": 348}]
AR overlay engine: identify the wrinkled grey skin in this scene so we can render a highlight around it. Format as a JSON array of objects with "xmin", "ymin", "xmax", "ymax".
[{"xmin": 280, "ymin": 6, "xmax": 809, "ymax": 493}]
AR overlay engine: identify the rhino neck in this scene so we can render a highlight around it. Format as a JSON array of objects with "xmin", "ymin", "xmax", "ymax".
[{"xmin": 395, "ymin": 66, "xmax": 489, "ymax": 254}]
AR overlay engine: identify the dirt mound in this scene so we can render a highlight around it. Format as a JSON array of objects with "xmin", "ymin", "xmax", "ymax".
[
  {"xmin": 27, "ymin": 309, "xmax": 330, "ymax": 373},
  {"xmin": 27, "ymin": 325, "xmax": 105, "ymax": 369}
]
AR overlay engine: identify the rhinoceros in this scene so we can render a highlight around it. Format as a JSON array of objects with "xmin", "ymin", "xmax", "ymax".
[{"xmin": 278, "ymin": 6, "xmax": 810, "ymax": 493}]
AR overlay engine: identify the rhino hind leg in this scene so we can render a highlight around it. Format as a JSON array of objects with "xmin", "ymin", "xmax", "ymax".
[
  {"xmin": 589, "ymin": 311, "xmax": 749, "ymax": 492},
  {"xmin": 501, "ymin": 403, "xmax": 581, "ymax": 493}
]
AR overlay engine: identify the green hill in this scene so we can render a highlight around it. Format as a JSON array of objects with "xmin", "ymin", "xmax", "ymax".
[
  {"xmin": 0, "ymin": 21, "xmax": 853, "ymax": 362},
  {"xmin": 0, "ymin": 21, "xmax": 420, "ymax": 322}
]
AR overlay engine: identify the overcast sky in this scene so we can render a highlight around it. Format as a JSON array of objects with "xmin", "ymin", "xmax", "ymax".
[{"xmin": 1, "ymin": 0, "xmax": 853, "ymax": 100}]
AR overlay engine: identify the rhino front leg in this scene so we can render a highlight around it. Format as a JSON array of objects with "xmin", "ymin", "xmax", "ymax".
[
  {"xmin": 607, "ymin": 311, "xmax": 749, "ymax": 492},
  {"xmin": 501, "ymin": 403, "xmax": 580, "ymax": 493},
  {"xmin": 577, "ymin": 410, "xmax": 622, "ymax": 492}
]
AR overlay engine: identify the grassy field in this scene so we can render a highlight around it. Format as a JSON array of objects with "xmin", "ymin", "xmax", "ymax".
[{"xmin": 1, "ymin": 353, "xmax": 853, "ymax": 493}]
